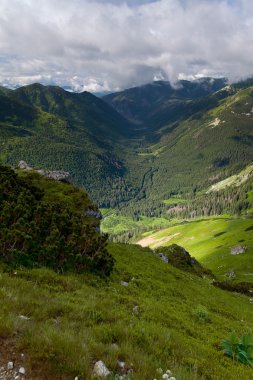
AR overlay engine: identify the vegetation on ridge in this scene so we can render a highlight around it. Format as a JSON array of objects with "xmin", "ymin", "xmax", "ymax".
[{"xmin": 0, "ymin": 165, "xmax": 113, "ymax": 276}]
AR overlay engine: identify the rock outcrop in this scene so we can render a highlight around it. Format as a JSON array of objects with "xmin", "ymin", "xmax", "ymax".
[{"xmin": 18, "ymin": 161, "xmax": 70, "ymax": 182}]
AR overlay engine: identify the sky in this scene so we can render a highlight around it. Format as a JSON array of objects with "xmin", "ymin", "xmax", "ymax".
[{"xmin": 0, "ymin": 0, "xmax": 253, "ymax": 92}]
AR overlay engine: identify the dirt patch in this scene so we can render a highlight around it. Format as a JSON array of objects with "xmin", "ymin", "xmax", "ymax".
[
  {"xmin": 208, "ymin": 118, "xmax": 221, "ymax": 128},
  {"xmin": 137, "ymin": 236, "xmax": 156, "ymax": 247},
  {"xmin": 137, "ymin": 233, "xmax": 180, "ymax": 248}
]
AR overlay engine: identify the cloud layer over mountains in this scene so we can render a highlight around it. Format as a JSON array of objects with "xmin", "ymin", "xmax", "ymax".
[{"xmin": 0, "ymin": 0, "xmax": 252, "ymax": 92}]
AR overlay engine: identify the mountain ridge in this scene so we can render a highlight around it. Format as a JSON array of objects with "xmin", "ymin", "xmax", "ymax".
[{"xmin": 0, "ymin": 77, "xmax": 253, "ymax": 216}]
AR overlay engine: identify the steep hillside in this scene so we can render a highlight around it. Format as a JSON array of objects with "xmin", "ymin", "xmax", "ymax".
[
  {"xmin": 0, "ymin": 79, "xmax": 253, "ymax": 217},
  {"xmin": 103, "ymin": 78, "xmax": 227, "ymax": 130},
  {"xmin": 0, "ymin": 164, "xmax": 113, "ymax": 276},
  {"xmin": 1, "ymin": 242, "xmax": 253, "ymax": 379},
  {"xmin": 0, "ymin": 85, "xmax": 144, "ymax": 207},
  {"xmin": 13, "ymin": 83, "xmax": 134, "ymax": 139},
  {"xmin": 128, "ymin": 84, "xmax": 253, "ymax": 209},
  {"xmin": 1, "ymin": 164, "xmax": 253, "ymax": 380}
]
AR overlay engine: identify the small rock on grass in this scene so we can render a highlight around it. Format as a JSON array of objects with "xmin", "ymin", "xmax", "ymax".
[
  {"xmin": 7, "ymin": 362, "xmax": 14, "ymax": 370},
  {"xmin": 19, "ymin": 315, "xmax": 30, "ymax": 321},
  {"xmin": 117, "ymin": 361, "xmax": 125, "ymax": 369},
  {"xmin": 19, "ymin": 367, "xmax": 25, "ymax": 375},
  {"xmin": 93, "ymin": 361, "xmax": 110, "ymax": 378}
]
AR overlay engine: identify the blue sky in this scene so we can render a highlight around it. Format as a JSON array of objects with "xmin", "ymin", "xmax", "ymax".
[{"xmin": 0, "ymin": 0, "xmax": 252, "ymax": 92}]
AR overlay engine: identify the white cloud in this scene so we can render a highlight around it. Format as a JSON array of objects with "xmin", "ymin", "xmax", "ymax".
[{"xmin": 0, "ymin": 0, "xmax": 252, "ymax": 92}]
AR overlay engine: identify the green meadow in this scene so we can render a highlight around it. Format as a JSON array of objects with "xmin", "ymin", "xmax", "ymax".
[{"xmin": 137, "ymin": 217, "xmax": 253, "ymax": 283}]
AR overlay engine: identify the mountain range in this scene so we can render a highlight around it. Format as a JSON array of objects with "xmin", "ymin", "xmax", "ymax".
[{"xmin": 0, "ymin": 77, "xmax": 253, "ymax": 216}]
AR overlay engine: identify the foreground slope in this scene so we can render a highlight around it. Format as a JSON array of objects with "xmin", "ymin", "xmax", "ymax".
[{"xmin": 1, "ymin": 243, "xmax": 253, "ymax": 379}]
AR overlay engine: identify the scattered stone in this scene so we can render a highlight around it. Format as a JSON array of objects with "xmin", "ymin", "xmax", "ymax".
[
  {"xmin": 231, "ymin": 245, "xmax": 247, "ymax": 255},
  {"xmin": 132, "ymin": 305, "xmax": 139, "ymax": 315},
  {"xmin": 117, "ymin": 361, "xmax": 125, "ymax": 370},
  {"xmin": 111, "ymin": 343, "xmax": 119, "ymax": 350},
  {"xmin": 226, "ymin": 270, "xmax": 236, "ymax": 278},
  {"xmin": 18, "ymin": 367, "xmax": 25, "ymax": 375},
  {"xmin": 18, "ymin": 315, "xmax": 30, "ymax": 321},
  {"xmin": 120, "ymin": 281, "xmax": 129, "ymax": 287},
  {"xmin": 7, "ymin": 362, "xmax": 14, "ymax": 370},
  {"xmin": 93, "ymin": 361, "xmax": 110, "ymax": 378},
  {"xmin": 74, "ymin": 377, "xmax": 79, "ymax": 380}
]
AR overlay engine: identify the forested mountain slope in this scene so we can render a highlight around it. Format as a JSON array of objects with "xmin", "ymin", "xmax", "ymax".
[
  {"xmin": 0, "ymin": 78, "xmax": 253, "ymax": 216},
  {"xmin": 103, "ymin": 77, "xmax": 227, "ymax": 131},
  {"xmin": 0, "ymin": 85, "xmax": 142, "ymax": 207}
]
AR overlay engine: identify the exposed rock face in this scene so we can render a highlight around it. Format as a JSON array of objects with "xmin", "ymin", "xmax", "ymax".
[
  {"xmin": 231, "ymin": 245, "xmax": 247, "ymax": 255},
  {"xmin": 157, "ymin": 252, "xmax": 169, "ymax": 263},
  {"xmin": 18, "ymin": 160, "xmax": 32, "ymax": 170},
  {"xmin": 18, "ymin": 161, "xmax": 70, "ymax": 183},
  {"xmin": 84, "ymin": 208, "xmax": 102, "ymax": 219},
  {"xmin": 40, "ymin": 170, "xmax": 70, "ymax": 182}
]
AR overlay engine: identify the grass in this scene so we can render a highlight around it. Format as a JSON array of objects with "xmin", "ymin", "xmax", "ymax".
[
  {"xmin": 136, "ymin": 217, "xmax": 253, "ymax": 283},
  {"xmin": 163, "ymin": 198, "xmax": 187, "ymax": 205},
  {"xmin": 100, "ymin": 210, "xmax": 172, "ymax": 236},
  {"xmin": 207, "ymin": 162, "xmax": 253, "ymax": 193},
  {"xmin": 1, "ymin": 243, "xmax": 253, "ymax": 379}
]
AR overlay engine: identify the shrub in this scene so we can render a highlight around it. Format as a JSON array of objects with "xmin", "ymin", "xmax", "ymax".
[
  {"xmin": 0, "ymin": 165, "xmax": 114, "ymax": 276},
  {"xmin": 193, "ymin": 305, "xmax": 210, "ymax": 323}
]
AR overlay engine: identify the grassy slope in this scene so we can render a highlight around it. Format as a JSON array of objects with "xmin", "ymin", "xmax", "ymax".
[
  {"xmin": 207, "ymin": 162, "xmax": 253, "ymax": 192},
  {"xmin": 137, "ymin": 217, "xmax": 253, "ymax": 283},
  {"xmin": 1, "ymin": 243, "xmax": 253, "ymax": 379},
  {"xmin": 100, "ymin": 208, "xmax": 172, "ymax": 236}
]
